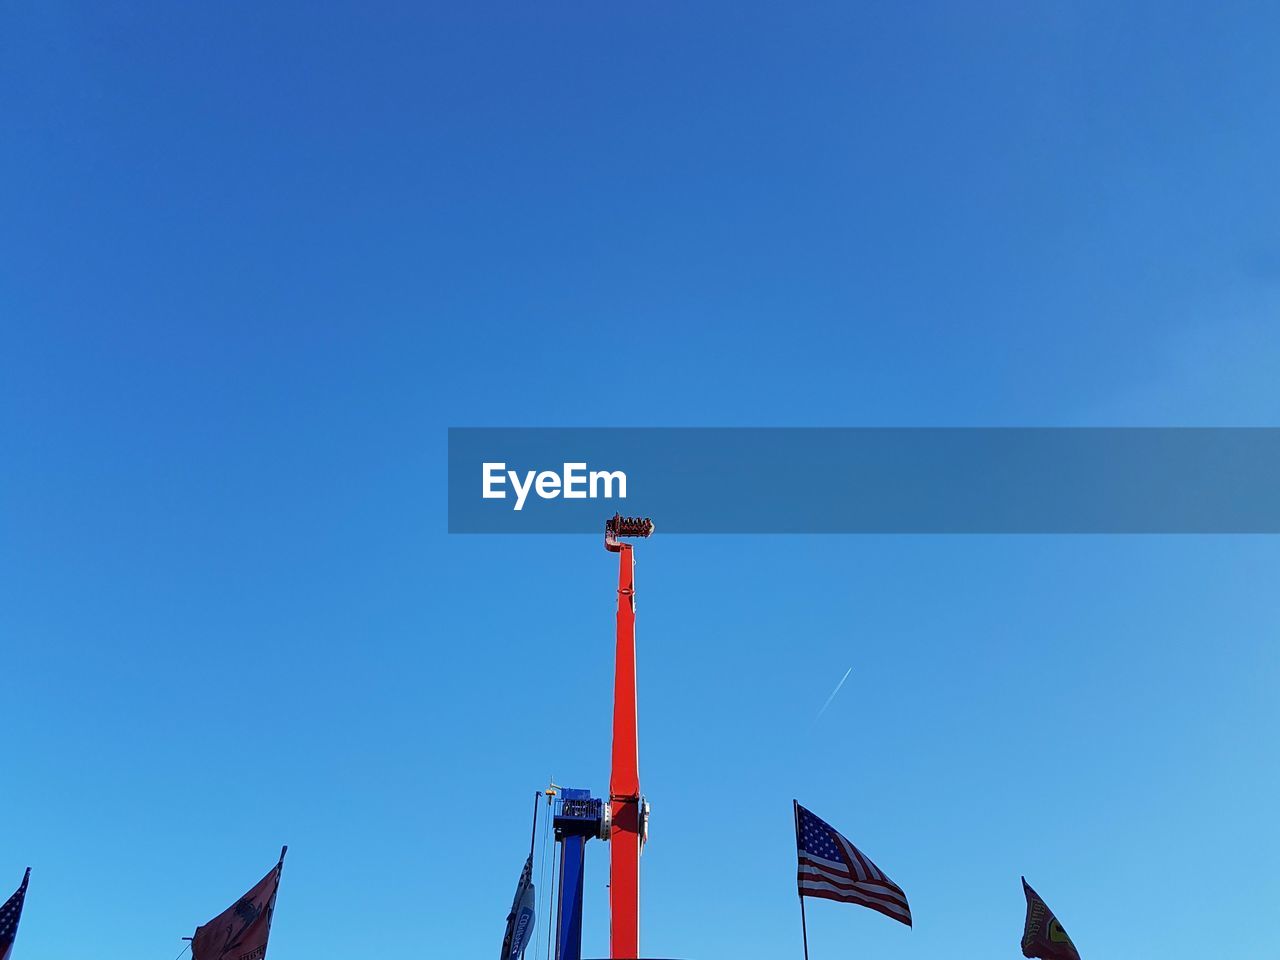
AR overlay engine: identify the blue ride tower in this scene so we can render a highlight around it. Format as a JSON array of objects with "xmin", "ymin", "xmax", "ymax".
[{"xmin": 552, "ymin": 788, "xmax": 610, "ymax": 960}]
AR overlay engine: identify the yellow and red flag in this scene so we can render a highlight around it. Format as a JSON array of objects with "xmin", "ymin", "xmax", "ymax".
[{"xmin": 1021, "ymin": 877, "xmax": 1081, "ymax": 960}]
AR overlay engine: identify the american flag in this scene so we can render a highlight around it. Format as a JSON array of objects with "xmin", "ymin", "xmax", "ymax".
[
  {"xmin": 0, "ymin": 869, "xmax": 30, "ymax": 960},
  {"xmin": 795, "ymin": 803, "xmax": 912, "ymax": 927}
]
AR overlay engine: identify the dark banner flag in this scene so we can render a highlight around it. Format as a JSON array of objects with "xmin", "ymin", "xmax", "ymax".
[
  {"xmin": 1021, "ymin": 877, "xmax": 1081, "ymax": 960},
  {"xmin": 499, "ymin": 854, "xmax": 536, "ymax": 960},
  {"xmin": 192, "ymin": 849, "xmax": 286, "ymax": 960},
  {"xmin": 0, "ymin": 869, "xmax": 30, "ymax": 960}
]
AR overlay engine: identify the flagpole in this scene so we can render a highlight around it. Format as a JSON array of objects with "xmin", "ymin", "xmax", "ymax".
[
  {"xmin": 529, "ymin": 790, "xmax": 540, "ymax": 860},
  {"xmin": 794, "ymin": 800, "xmax": 810, "ymax": 960},
  {"xmin": 799, "ymin": 893, "xmax": 810, "ymax": 960}
]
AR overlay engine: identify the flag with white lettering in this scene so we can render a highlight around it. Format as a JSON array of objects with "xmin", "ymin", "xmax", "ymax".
[
  {"xmin": 0, "ymin": 869, "xmax": 30, "ymax": 960},
  {"xmin": 499, "ymin": 855, "xmax": 536, "ymax": 960},
  {"xmin": 192, "ymin": 850, "xmax": 285, "ymax": 960},
  {"xmin": 1021, "ymin": 877, "xmax": 1081, "ymax": 960},
  {"xmin": 795, "ymin": 803, "xmax": 912, "ymax": 927}
]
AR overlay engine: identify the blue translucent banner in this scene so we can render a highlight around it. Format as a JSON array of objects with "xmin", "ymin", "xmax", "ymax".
[{"xmin": 447, "ymin": 428, "xmax": 1280, "ymax": 533}]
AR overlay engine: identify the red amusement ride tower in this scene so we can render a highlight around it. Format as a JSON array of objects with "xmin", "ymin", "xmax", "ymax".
[
  {"xmin": 604, "ymin": 514, "xmax": 653, "ymax": 959},
  {"xmin": 510, "ymin": 514, "xmax": 656, "ymax": 960}
]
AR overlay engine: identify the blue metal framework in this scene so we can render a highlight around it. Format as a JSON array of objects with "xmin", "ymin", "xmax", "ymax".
[{"xmin": 552, "ymin": 788, "xmax": 608, "ymax": 960}]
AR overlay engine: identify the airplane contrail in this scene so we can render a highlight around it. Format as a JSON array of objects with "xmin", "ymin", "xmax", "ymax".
[{"xmin": 817, "ymin": 666, "xmax": 853, "ymax": 718}]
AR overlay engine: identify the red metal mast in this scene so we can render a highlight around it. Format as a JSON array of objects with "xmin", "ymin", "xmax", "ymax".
[{"xmin": 605, "ymin": 514, "xmax": 653, "ymax": 960}]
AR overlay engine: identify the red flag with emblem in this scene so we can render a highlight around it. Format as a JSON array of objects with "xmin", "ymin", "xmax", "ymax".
[
  {"xmin": 1021, "ymin": 877, "xmax": 1081, "ymax": 960},
  {"xmin": 192, "ymin": 849, "xmax": 286, "ymax": 960}
]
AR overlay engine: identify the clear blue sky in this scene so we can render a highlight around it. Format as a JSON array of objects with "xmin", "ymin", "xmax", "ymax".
[{"xmin": 3, "ymin": 3, "xmax": 1279, "ymax": 958}]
